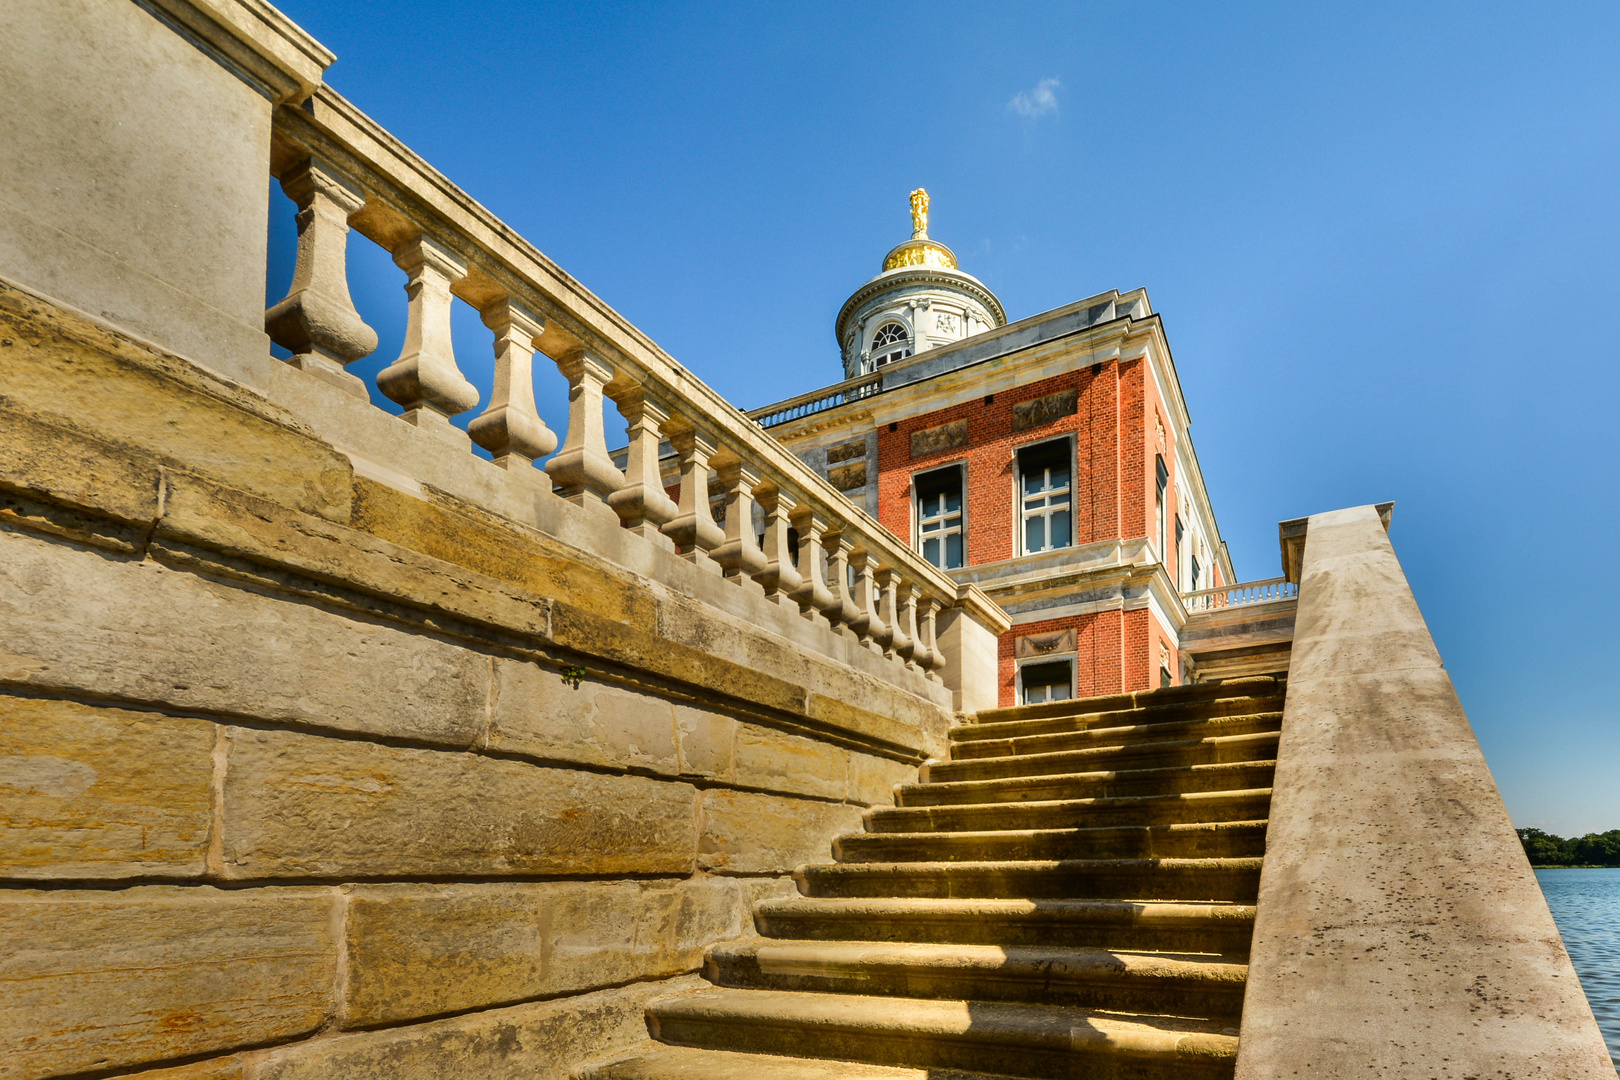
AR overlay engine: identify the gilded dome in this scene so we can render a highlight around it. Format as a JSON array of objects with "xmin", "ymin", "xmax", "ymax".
[{"xmin": 882, "ymin": 238, "xmax": 958, "ymax": 271}]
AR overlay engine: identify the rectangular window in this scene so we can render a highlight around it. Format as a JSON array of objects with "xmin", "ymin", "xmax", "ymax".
[
  {"xmin": 1020, "ymin": 659, "xmax": 1074, "ymax": 705},
  {"xmin": 916, "ymin": 466, "xmax": 964, "ymax": 570},
  {"xmin": 1018, "ymin": 440, "xmax": 1073, "ymax": 555},
  {"xmin": 1174, "ymin": 515, "xmax": 1185, "ymax": 589},
  {"xmin": 1190, "ymin": 552, "xmax": 1201, "ymax": 591},
  {"xmin": 1155, "ymin": 455, "xmax": 1169, "ymax": 558}
]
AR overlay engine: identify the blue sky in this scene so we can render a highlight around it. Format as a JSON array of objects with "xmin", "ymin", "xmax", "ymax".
[{"xmin": 270, "ymin": 1, "xmax": 1620, "ymax": 835}]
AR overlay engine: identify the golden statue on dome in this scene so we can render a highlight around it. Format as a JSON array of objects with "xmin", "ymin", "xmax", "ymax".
[{"xmin": 882, "ymin": 188, "xmax": 957, "ymax": 272}]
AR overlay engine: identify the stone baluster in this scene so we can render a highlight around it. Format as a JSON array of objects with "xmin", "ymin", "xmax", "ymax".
[
  {"xmin": 377, "ymin": 236, "xmax": 479, "ymax": 442},
  {"xmin": 468, "ymin": 298, "xmax": 556, "ymax": 471},
  {"xmin": 264, "ymin": 157, "xmax": 378, "ymax": 398},
  {"xmin": 606, "ymin": 388, "xmax": 678, "ymax": 548},
  {"xmin": 787, "ymin": 508, "xmax": 834, "ymax": 622},
  {"xmin": 662, "ymin": 427, "xmax": 725, "ymax": 570},
  {"xmin": 821, "ymin": 529, "xmax": 857, "ymax": 636},
  {"xmin": 712, "ymin": 459, "xmax": 768, "ymax": 593},
  {"xmin": 918, "ymin": 599, "xmax": 946, "ymax": 682},
  {"xmin": 848, "ymin": 550, "xmax": 891, "ymax": 654},
  {"xmin": 755, "ymin": 484, "xmax": 802, "ymax": 604},
  {"xmin": 900, "ymin": 585, "xmax": 924, "ymax": 669},
  {"xmin": 911, "ymin": 597, "xmax": 936, "ymax": 671},
  {"xmin": 880, "ymin": 571, "xmax": 913, "ymax": 664},
  {"xmin": 544, "ymin": 349, "xmax": 625, "ymax": 517}
]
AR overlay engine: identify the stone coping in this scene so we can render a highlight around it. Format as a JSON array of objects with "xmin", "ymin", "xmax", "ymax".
[{"xmin": 142, "ymin": 0, "xmax": 332, "ymax": 103}]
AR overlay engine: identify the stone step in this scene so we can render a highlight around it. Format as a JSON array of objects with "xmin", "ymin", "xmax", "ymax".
[
  {"xmin": 705, "ymin": 939, "xmax": 1249, "ymax": 1021},
  {"xmin": 948, "ymin": 711, "xmax": 1283, "ymax": 761},
  {"xmin": 794, "ymin": 857, "xmax": 1264, "ymax": 902},
  {"xmin": 952, "ymin": 696, "xmax": 1286, "ymax": 747},
  {"xmin": 868, "ymin": 788, "xmax": 1273, "ymax": 833},
  {"xmin": 920, "ymin": 730, "xmax": 1281, "ymax": 785},
  {"xmin": 753, "ymin": 896, "xmax": 1257, "ymax": 953},
  {"xmin": 834, "ymin": 820, "xmax": 1269, "ymax": 863},
  {"xmin": 897, "ymin": 760, "xmax": 1277, "ymax": 807},
  {"xmin": 962, "ymin": 675, "xmax": 1285, "ymax": 731},
  {"xmin": 581, "ymin": 1043, "xmax": 1022, "ymax": 1080},
  {"xmin": 646, "ymin": 988, "xmax": 1239, "ymax": 1080}
]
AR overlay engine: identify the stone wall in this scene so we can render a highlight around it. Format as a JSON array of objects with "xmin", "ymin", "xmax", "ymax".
[{"xmin": 0, "ymin": 282, "xmax": 945, "ymax": 1080}]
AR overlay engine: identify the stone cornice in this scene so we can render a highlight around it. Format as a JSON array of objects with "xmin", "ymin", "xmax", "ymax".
[{"xmin": 835, "ymin": 266, "xmax": 1007, "ymax": 346}]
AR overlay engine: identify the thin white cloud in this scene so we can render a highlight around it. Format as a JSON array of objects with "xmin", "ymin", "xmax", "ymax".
[{"xmin": 1009, "ymin": 77, "xmax": 1061, "ymax": 120}]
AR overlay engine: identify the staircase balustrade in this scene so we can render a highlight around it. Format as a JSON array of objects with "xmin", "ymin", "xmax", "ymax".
[{"xmin": 262, "ymin": 88, "xmax": 972, "ymax": 686}]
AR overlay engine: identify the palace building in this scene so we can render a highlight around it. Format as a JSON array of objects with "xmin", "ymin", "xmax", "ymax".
[{"xmin": 751, "ymin": 191, "xmax": 1249, "ymax": 707}]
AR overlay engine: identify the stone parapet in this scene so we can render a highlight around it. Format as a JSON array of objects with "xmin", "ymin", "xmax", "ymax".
[
  {"xmin": 0, "ymin": 272, "xmax": 937, "ymax": 1078},
  {"xmin": 1235, "ymin": 504, "xmax": 1612, "ymax": 1078}
]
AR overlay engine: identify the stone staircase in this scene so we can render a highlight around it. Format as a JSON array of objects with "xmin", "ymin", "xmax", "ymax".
[{"xmin": 583, "ymin": 675, "xmax": 1286, "ymax": 1080}]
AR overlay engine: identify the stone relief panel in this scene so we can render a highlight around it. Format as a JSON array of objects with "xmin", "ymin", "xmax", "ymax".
[
  {"xmin": 910, "ymin": 419, "xmax": 969, "ymax": 458},
  {"xmin": 828, "ymin": 462, "xmax": 868, "ymax": 491},
  {"xmin": 1016, "ymin": 628, "xmax": 1078, "ymax": 659},
  {"xmin": 826, "ymin": 439, "xmax": 866, "ymax": 465},
  {"xmin": 1012, "ymin": 389, "xmax": 1078, "ymax": 432}
]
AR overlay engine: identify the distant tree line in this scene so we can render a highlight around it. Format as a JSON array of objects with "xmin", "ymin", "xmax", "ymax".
[{"xmin": 1518, "ymin": 828, "xmax": 1620, "ymax": 867}]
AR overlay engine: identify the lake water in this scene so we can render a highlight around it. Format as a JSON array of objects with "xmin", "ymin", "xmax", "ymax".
[{"xmin": 1536, "ymin": 867, "xmax": 1620, "ymax": 1071}]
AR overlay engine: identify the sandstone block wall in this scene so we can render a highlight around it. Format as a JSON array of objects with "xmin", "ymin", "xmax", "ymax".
[{"xmin": 0, "ymin": 282, "xmax": 941, "ymax": 1080}]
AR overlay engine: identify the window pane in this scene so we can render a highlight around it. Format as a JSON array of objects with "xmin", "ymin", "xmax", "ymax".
[
  {"xmin": 1023, "ymin": 470, "xmax": 1042, "ymax": 496},
  {"xmin": 945, "ymin": 490, "xmax": 961, "ymax": 513},
  {"xmin": 1050, "ymin": 466, "xmax": 1069, "ymax": 489},
  {"xmin": 923, "ymin": 537, "xmax": 939, "ymax": 566},
  {"xmin": 1021, "ymin": 660, "xmax": 1072, "ymax": 704},
  {"xmin": 1025, "ymin": 516, "xmax": 1043, "ymax": 553},
  {"xmin": 945, "ymin": 532, "xmax": 963, "ymax": 569},
  {"xmin": 1051, "ymin": 508, "xmax": 1071, "ymax": 547},
  {"xmin": 1018, "ymin": 440, "xmax": 1067, "ymax": 469},
  {"xmin": 917, "ymin": 466, "xmax": 962, "ymax": 502}
]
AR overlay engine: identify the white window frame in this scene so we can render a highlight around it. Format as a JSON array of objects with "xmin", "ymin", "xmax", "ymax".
[
  {"xmin": 1016, "ymin": 435, "xmax": 1075, "ymax": 556},
  {"xmin": 1016, "ymin": 654, "xmax": 1076, "ymax": 705},
  {"xmin": 912, "ymin": 462, "xmax": 966, "ymax": 570},
  {"xmin": 868, "ymin": 319, "xmax": 913, "ymax": 370}
]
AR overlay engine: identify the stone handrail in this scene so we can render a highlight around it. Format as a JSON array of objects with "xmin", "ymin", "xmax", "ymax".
[
  {"xmin": 263, "ymin": 86, "xmax": 977, "ymax": 681},
  {"xmin": 748, "ymin": 371, "xmax": 882, "ymax": 428},
  {"xmin": 1181, "ymin": 576, "xmax": 1296, "ymax": 613}
]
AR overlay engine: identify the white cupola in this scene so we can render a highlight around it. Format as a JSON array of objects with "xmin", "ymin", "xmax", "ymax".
[{"xmin": 834, "ymin": 189, "xmax": 1006, "ymax": 380}]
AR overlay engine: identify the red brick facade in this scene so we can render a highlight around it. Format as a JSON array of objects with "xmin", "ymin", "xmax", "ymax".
[
  {"xmin": 869, "ymin": 358, "xmax": 1196, "ymax": 706},
  {"xmin": 876, "ymin": 361, "xmax": 1147, "ymax": 560}
]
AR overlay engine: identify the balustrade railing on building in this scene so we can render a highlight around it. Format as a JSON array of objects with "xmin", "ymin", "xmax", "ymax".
[
  {"xmin": 747, "ymin": 373, "xmax": 882, "ymax": 428},
  {"xmin": 1181, "ymin": 576, "xmax": 1298, "ymax": 613},
  {"xmin": 263, "ymin": 88, "xmax": 970, "ymax": 682}
]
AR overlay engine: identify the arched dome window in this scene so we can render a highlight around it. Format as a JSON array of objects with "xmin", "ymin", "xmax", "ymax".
[{"xmin": 870, "ymin": 322, "xmax": 911, "ymax": 369}]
